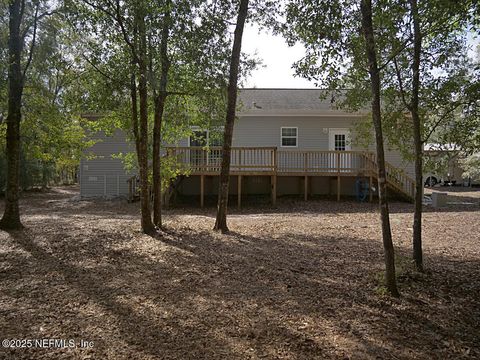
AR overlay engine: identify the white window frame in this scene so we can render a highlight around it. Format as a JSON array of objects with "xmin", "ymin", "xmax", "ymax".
[
  {"xmin": 280, "ymin": 126, "xmax": 298, "ymax": 148},
  {"xmin": 328, "ymin": 128, "xmax": 351, "ymax": 151}
]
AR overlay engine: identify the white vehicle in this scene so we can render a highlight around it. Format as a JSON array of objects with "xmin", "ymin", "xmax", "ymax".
[{"xmin": 423, "ymin": 173, "xmax": 441, "ymax": 187}]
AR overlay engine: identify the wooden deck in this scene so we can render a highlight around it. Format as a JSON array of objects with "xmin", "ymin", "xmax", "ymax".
[
  {"xmin": 161, "ymin": 147, "xmax": 415, "ymax": 207},
  {"xmin": 166, "ymin": 147, "xmax": 377, "ymax": 175}
]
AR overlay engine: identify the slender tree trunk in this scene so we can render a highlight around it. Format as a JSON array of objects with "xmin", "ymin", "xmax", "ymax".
[
  {"xmin": 130, "ymin": 68, "xmax": 153, "ymax": 233},
  {"xmin": 410, "ymin": 0, "xmax": 424, "ymax": 272},
  {"xmin": 130, "ymin": 72, "xmax": 141, "ymax": 157},
  {"xmin": 213, "ymin": 0, "xmax": 249, "ymax": 233},
  {"xmin": 0, "ymin": 0, "xmax": 24, "ymax": 230},
  {"xmin": 137, "ymin": 12, "xmax": 155, "ymax": 235},
  {"xmin": 152, "ymin": 95, "xmax": 164, "ymax": 228},
  {"xmin": 152, "ymin": 3, "xmax": 171, "ymax": 228},
  {"xmin": 360, "ymin": 0, "xmax": 399, "ymax": 297}
]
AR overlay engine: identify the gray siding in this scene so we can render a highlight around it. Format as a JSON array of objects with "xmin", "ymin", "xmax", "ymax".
[
  {"xmin": 80, "ymin": 113, "xmax": 414, "ymax": 198},
  {"xmin": 232, "ymin": 115, "xmax": 352, "ymax": 149},
  {"xmin": 80, "ymin": 129, "xmax": 135, "ymax": 198},
  {"xmin": 179, "ymin": 115, "xmax": 414, "ymax": 177},
  {"xmin": 234, "ymin": 115, "xmax": 414, "ymax": 177}
]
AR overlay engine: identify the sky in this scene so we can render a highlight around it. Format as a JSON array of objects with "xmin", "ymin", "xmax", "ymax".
[
  {"xmin": 242, "ymin": 25, "xmax": 479, "ymax": 90},
  {"xmin": 242, "ymin": 25, "xmax": 315, "ymax": 89}
]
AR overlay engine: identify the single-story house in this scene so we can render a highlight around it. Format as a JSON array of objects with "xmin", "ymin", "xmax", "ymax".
[{"xmin": 79, "ymin": 88, "xmax": 416, "ymax": 205}]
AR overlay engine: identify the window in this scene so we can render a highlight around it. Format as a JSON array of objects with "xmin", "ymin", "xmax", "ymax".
[
  {"xmin": 334, "ymin": 134, "xmax": 346, "ymax": 151},
  {"xmin": 281, "ymin": 127, "xmax": 298, "ymax": 147},
  {"xmin": 189, "ymin": 128, "xmax": 224, "ymax": 147}
]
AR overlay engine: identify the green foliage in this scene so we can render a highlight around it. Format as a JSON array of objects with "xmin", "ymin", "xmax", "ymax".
[
  {"xmin": 281, "ymin": 0, "xmax": 478, "ymax": 158},
  {"xmin": 424, "ymin": 152, "xmax": 450, "ymax": 176},
  {"xmin": 461, "ymin": 153, "xmax": 480, "ymax": 180},
  {"xmin": 63, "ymin": 0, "xmax": 262, "ymax": 188},
  {"xmin": 0, "ymin": 7, "xmax": 91, "ymax": 191}
]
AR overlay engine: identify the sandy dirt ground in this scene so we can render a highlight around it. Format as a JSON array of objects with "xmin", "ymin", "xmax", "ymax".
[{"xmin": 0, "ymin": 186, "xmax": 479, "ymax": 359}]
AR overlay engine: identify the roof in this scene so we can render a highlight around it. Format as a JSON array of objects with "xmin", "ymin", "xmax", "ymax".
[
  {"xmin": 238, "ymin": 88, "xmax": 336, "ymax": 111},
  {"xmin": 237, "ymin": 88, "xmax": 360, "ymax": 116},
  {"xmin": 80, "ymin": 89, "xmax": 362, "ymax": 119}
]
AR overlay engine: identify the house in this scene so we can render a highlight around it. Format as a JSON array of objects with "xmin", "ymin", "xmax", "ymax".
[
  {"xmin": 79, "ymin": 89, "xmax": 416, "ymax": 204},
  {"xmin": 79, "ymin": 115, "xmax": 135, "ymax": 198}
]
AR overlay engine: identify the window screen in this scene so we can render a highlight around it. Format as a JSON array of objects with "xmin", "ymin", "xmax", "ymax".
[
  {"xmin": 281, "ymin": 127, "xmax": 298, "ymax": 147},
  {"xmin": 334, "ymin": 134, "xmax": 346, "ymax": 151}
]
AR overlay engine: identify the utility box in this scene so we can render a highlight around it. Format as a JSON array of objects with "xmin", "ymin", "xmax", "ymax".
[{"xmin": 431, "ymin": 192, "xmax": 448, "ymax": 208}]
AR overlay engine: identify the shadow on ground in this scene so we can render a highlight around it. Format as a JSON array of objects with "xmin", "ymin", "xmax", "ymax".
[{"xmin": 0, "ymin": 186, "xmax": 479, "ymax": 359}]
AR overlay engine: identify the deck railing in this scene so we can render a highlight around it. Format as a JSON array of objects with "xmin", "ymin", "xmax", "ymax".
[
  {"xmin": 166, "ymin": 146, "xmax": 276, "ymax": 173},
  {"xmin": 277, "ymin": 150, "xmax": 374, "ymax": 174},
  {"xmin": 385, "ymin": 161, "xmax": 416, "ymax": 199},
  {"xmin": 165, "ymin": 147, "xmax": 377, "ymax": 175},
  {"xmin": 164, "ymin": 146, "xmax": 415, "ymax": 200},
  {"xmin": 364, "ymin": 154, "xmax": 415, "ymax": 200}
]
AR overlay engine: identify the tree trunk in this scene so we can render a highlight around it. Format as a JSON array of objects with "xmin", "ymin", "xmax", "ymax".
[
  {"xmin": 137, "ymin": 12, "xmax": 155, "ymax": 235},
  {"xmin": 130, "ymin": 73, "xmax": 141, "ymax": 157},
  {"xmin": 360, "ymin": 0, "xmax": 399, "ymax": 297},
  {"xmin": 152, "ymin": 95, "xmax": 165, "ymax": 228},
  {"xmin": 152, "ymin": 3, "xmax": 171, "ymax": 229},
  {"xmin": 213, "ymin": 0, "xmax": 249, "ymax": 233},
  {"xmin": 0, "ymin": 0, "xmax": 24, "ymax": 230},
  {"xmin": 130, "ymin": 71, "xmax": 150, "ymax": 231},
  {"xmin": 410, "ymin": 0, "xmax": 424, "ymax": 272}
]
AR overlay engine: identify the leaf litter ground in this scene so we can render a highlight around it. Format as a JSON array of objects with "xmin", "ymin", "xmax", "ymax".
[{"xmin": 0, "ymin": 186, "xmax": 479, "ymax": 359}]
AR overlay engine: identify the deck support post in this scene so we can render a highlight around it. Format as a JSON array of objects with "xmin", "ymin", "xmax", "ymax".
[
  {"xmin": 304, "ymin": 175, "xmax": 308, "ymax": 201},
  {"xmin": 271, "ymin": 175, "xmax": 277, "ymax": 206},
  {"xmin": 237, "ymin": 175, "xmax": 242, "ymax": 209},
  {"xmin": 337, "ymin": 175, "xmax": 341, "ymax": 202},
  {"xmin": 336, "ymin": 152, "xmax": 341, "ymax": 201},
  {"xmin": 200, "ymin": 175, "xmax": 205, "ymax": 208}
]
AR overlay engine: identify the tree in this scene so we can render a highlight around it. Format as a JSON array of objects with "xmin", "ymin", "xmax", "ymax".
[
  {"xmin": 213, "ymin": 0, "xmax": 249, "ymax": 233},
  {"xmin": 148, "ymin": 0, "xmax": 234, "ymax": 228},
  {"xmin": 71, "ymin": 0, "xmax": 160, "ymax": 234},
  {"xmin": 0, "ymin": 0, "xmax": 46, "ymax": 230},
  {"xmin": 376, "ymin": 0, "xmax": 473, "ymax": 271},
  {"xmin": 282, "ymin": 0, "xmax": 399, "ymax": 295},
  {"xmin": 461, "ymin": 154, "xmax": 480, "ymax": 182},
  {"xmin": 151, "ymin": 0, "xmax": 171, "ymax": 228},
  {"xmin": 409, "ymin": 0, "xmax": 423, "ymax": 271},
  {"xmin": 0, "ymin": 4, "xmax": 90, "ymax": 195},
  {"xmin": 360, "ymin": 0, "xmax": 399, "ymax": 296},
  {"xmin": 69, "ymin": 0, "xmax": 236, "ymax": 234}
]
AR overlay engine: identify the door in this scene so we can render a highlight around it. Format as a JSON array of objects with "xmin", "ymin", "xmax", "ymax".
[{"xmin": 328, "ymin": 129, "xmax": 351, "ymax": 171}]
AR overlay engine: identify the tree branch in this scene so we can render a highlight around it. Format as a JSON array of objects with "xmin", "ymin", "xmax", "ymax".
[
  {"xmin": 81, "ymin": 53, "xmax": 127, "ymax": 87},
  {"xmin": 81, "ymin": 0, "xmax": 116, "ymax": 19},
  {"xmin": 22, "ymin": 1, "xmax": 39, "ymax": 82},
  {"xmin": 378, "ymin": 37, "xmax": 413, "ymax": 71},
  {"xmin": 21, "ymin": 10, "xmax": 57, "ymax": 40},
  {"xmin": 422, "ymin": 101, "xmax": 465, "ymax": 143},
  {"xmin": 114, "ymin": 0, "xmax": 139, "ymax": 64},
  {"xmin": 393, "ymin": 56, "xmax": 410, "ymax": 110}
]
